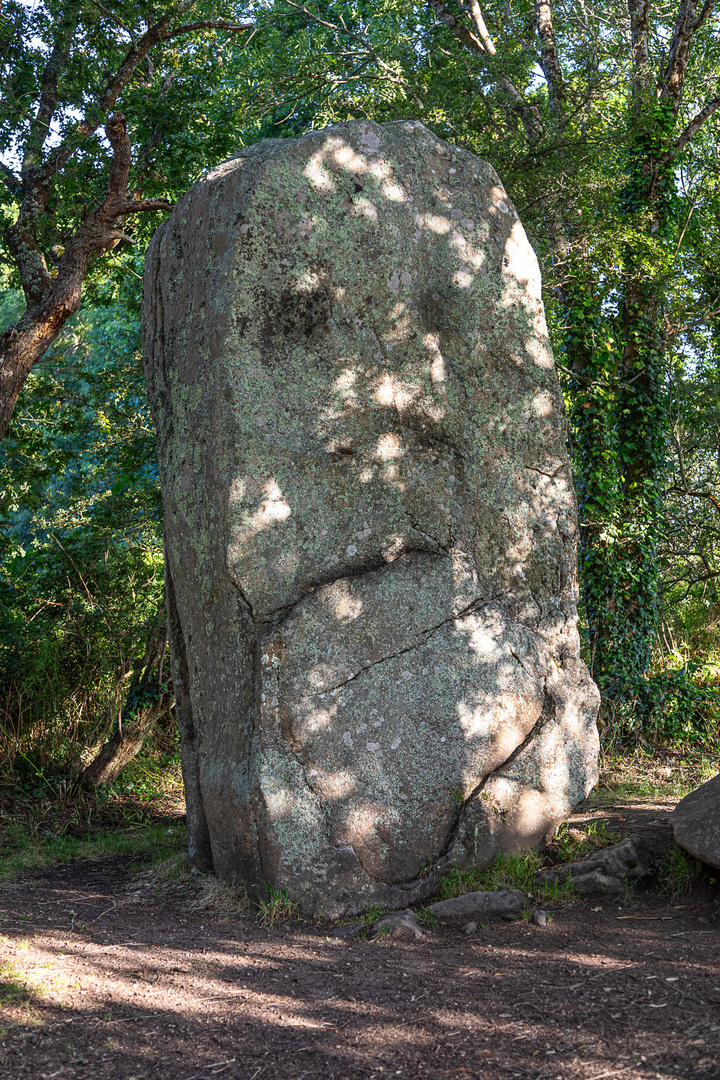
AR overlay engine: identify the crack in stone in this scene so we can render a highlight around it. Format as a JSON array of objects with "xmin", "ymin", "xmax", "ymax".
[
  {"xmin": 523, "ymin": 462, "xmax": 566, "ymax": 479},
  {"xmin": 430, "ymin": 678, "xmax": 556, "ymax": 877},
  {"xmin": 240, "ymin": 549, "xmax": 436, "ymax": 629},
  {"xmin": 309, "ymin": 594, "xmax": 493, "ymax": 698},
  {"xmin": 403, "ymin": 506, "xmax": 453, "ymax": 557},
  {"xmin": 402, "ymin": 423, "xmax": 466, "ymax": 464},
  {"xmin": 312, "ymin": 684, "xmax": 558, "ymax": 897},
  {"xmin": 231, "ymin": 578, "xmax": 257, "ymax": 622},
  {"xmin": 507, "ymin": 644, "xmax": 535, "ymax": 678}
]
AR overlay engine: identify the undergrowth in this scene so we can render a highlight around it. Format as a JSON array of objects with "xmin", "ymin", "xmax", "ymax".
[
  {"xmin": 0, "ymin": 733, "xmax": 186, "ymax": 881},
  {"xmin": 435, "ymin": 818, "xmax": 629, "ymax": 907},
  {"xmin": 0, "ymin": 960, "xmax": 34, "ymax": 1006},
  {"xmin": 659, "ymin": 843, "xmax": 717, "ymax": 901},
  {"xmin": 438, "ymin": 850, "xmax": 579, "ymax": 905},
  {"xmin": 590, "ymin": 747, "xmax": 717, "ymax": 804},
  {"xmin": 0, "ymin": 820, "xmax": 187, "ymax": 881}
]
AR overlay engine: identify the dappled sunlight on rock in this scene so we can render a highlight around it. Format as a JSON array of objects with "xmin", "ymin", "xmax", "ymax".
[{"xmin": 144, "ymin": 118, "xmax": 599, "ymax": 917}]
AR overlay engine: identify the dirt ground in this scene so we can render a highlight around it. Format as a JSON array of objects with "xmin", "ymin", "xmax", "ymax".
[{"xmin": 1, "ymin": 795, "xmax": 718, "ymax": 1080}]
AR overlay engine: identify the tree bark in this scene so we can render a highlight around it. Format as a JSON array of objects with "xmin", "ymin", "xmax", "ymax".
[
  {"xmin": 535, "ymin": 1, "xmax": 566, "ymax": 114},
  {"xmin": 0, "ymin": 3, "xmax": 253, "ymax": 438},
  {"xmin": 0, "ymin": 114, "xmax": 171, "ymax": 437},
  {"xmin": 79, "ymin": 695, "xmax": 173, "ymax": 786},
  {"xmin": 80, "ymin": 611, "xmax": 170, "ymax": 785},
  {"xmin": 428, "ymin": 1, "xmax": 544, "ymax": 140}
]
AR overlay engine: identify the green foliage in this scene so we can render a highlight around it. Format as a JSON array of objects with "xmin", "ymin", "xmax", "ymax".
[
  {"xmin": 0, "ymin": 288, "xmax": 164, "ymax": 776},
  {"xmin": 0, "ymin": 818, "xmax": 187, "ymax": 882},
  {"xmin": 438, "ymin": 850, "xmax": 577, "ymax": 905},
  {"xmin": 601, "ymin": 668, "xmax": 720, "ymax": 748},
  {"xmin": 552, "ymin": 820, "xmax": 617, "ymax": 861},
  {"xmin": 3, "ymin": 0, "xmax": 720, "ymax": 767}
]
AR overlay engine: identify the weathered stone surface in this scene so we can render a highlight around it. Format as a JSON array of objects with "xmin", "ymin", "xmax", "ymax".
[
  {"xmin": 670, "ymin": 773, "xmax": 720, "ymax": 869},
  {"xmin": 426, "ymin": 889, "xmax": 524, "ymax": 920},
  {"xmin": 537, "ymin": 835, "xmax": 652, "ymax": 895},
  {"xmin": 569, "ymin": 870, "xmax": 623, "ymax": 896},
  {"xmin": 143, "ymin": 118, "xmax": 600, "ymax": 918},
  {"xmin": 372, "ymin": 908, "xmax": 424, "ymax": 939}
]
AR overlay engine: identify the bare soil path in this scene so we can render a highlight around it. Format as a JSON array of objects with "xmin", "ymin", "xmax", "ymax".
[{"xmin": 1, "ymin": 796, "xmax": 718, "ymax": 1080}]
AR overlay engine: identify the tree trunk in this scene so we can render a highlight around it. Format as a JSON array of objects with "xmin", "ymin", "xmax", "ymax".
[
  {"xmin": 1, "ymin": 113, "xmax": 170, "ymax": 438},
  {"xmin": 80, "ymin": 610, "xmax": 170, "ymax": 786},
  {"xmin": 80, "ymin": 694, "xmax": 173, "ymax": 785}
]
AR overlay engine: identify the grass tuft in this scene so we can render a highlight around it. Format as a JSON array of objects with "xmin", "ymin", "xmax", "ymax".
[
  {"xmin": 589, "ymin": 749, "xmax": 717, "ymax": 804},
  {"xmin": 258, "ymin": 886, "xmax": 299, "ymax": 928},
  {"xmin": 659, "ymin": 843, "xmax": 714, "ymax": 900},
  {"xmin": 434, "ymin": 819, "xmax": 628, "ymax": 907},
  {"xmin": 552, "ymin": 819, "xmax": 618, "ymax": 860},
  {"xmin": 0, "ymin": 960, "xmax": 36, "ymax": 1006}
]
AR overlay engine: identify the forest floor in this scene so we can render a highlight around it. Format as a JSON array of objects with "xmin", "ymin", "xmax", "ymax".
[{"xmin": 0, "ymin": 758, "xmax": 718, "ymax": 1080}]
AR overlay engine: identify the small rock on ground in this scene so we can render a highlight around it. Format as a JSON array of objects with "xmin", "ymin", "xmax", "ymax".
[
  {"xmin": 426, "ymin": 890, "xmax": 524, "ymax": 920},
  {"xmin": 372, "ymin": 908, "xmax": 424, "ymax": 940},
  {"xmin": 330, "ymin": 921, "xmax": 365, "ymax": 938},
  {"xmin": 537, "ymin": 835, "xmax": 652, "ymax": 895}
]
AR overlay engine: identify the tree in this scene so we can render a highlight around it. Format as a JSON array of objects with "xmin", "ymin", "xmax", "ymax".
[
  {"xmin": 0, "ymin": 0, "xmax": 254, "ymax": 438},
  {"xmin": 0, "ymin": 287, "xmax": 168, "ymax": 780},
  {"xmin": 4, "ymin": 0, "xmax": 720, "ymax": 761}
]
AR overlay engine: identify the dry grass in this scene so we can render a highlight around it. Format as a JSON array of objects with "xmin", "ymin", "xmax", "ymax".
[{"xmin": 192, "ymin": 876, "xmax": 253, "ymax": 917}]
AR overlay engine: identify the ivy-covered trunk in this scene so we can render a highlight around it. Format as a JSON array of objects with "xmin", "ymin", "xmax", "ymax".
[{"xmin": 566, "ymin": 1, "xmax": 709, "ymax": 694}]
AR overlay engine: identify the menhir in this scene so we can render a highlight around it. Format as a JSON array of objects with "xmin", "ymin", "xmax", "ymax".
[{"xmin": 143, "ymin": 119, "xmax": 600, "ymax": 919}]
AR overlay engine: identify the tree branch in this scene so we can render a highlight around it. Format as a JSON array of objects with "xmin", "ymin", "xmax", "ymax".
[
  {"xmin": 627, "ymin": 0, "xmax": 652, "ymax": 110},
  {"xmin": 692, "ymin": 0, "xmax": 716, "ymax": 32},
  {"xmin": 661, "ymin": 95, "xmax": 720, "ymax": 162},
  {"xmin": 466, "ymin": 1, "xmax": 497, "ymax": 54},
  {"xmin": 430, "ymin": 0, "xmax": 488, "ymax": 54},
  {"xmin": 24, "ymin": 1, "xmax": 82, "ymax": 168},
  {"xmin": 428, "ymin": 0, "xmax": 544, "ymax": 140},
  {"xmin": 161, "ymin": 19, "xmax": 254, "ymax": 38},
  {"xmin": 534, "ymin": 0, "xmax": 566, "ymax": 115},
  {"xmin": 662, "ymin": 0, "xmax": 716, "ymax": 111},
  {"xmin": 35, "ymin": 4, "xmax": 255, "ymax": 205},
  {"xmin": 0, "ymin": 114, "xmax": 172, "ymax": 438},
  {"xmin": 0, "ymin": 162, "xmax": 22, "ymax": 193},
  {"xmin": 86, "ymin": 0, "xmax": 137, "ymax": 45},
  {"xmin": 281, "ymin": 0, "xmax": 344, "ymax": 34}
]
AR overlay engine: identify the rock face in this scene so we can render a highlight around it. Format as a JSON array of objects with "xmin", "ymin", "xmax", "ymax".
[
  {"xmin": 536, "ymin": 835, "xmax": 652, "ymax": 895},
  {"xmin": 372, "ymin": 909, "xmax": 424, "ymax": 940},
  {"xmin": 143, "ymin": 119, "xmax": 600, "ymax": 919},
  {"xmin": 670, "ymin": 773, "xmax": 720, "ymax": 869},
  {"xmin": 426, "ymin": 890, "xmax": 524, "ymax": 920}
]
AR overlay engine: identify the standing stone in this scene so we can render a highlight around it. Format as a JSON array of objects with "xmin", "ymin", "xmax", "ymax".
[{"xmin": 143, "ymin": 119, "xmax": 600, "ymax": 919}]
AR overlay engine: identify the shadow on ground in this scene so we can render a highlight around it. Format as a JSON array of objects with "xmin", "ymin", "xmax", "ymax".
[{"xmin": 0, "ymin": 797, "xmax": 718, "ymax": 1080}]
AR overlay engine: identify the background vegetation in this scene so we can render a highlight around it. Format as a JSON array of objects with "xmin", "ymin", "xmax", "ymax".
[{"xmin": 1, "ymin": 0, "xmax": 719, "ymax": 808}]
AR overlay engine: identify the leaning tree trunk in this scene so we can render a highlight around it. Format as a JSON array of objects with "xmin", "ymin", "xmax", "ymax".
[
  {"xmin": 80, "ymin": 612, "xmax": 170, "ymax": 785},
  {"xmin": 0, "ymin": 113, "xmax": 171, "ymax": 438},
  {"xmin": 80, "ymin": 692, "xmax": 173, "ymax": 785}
]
